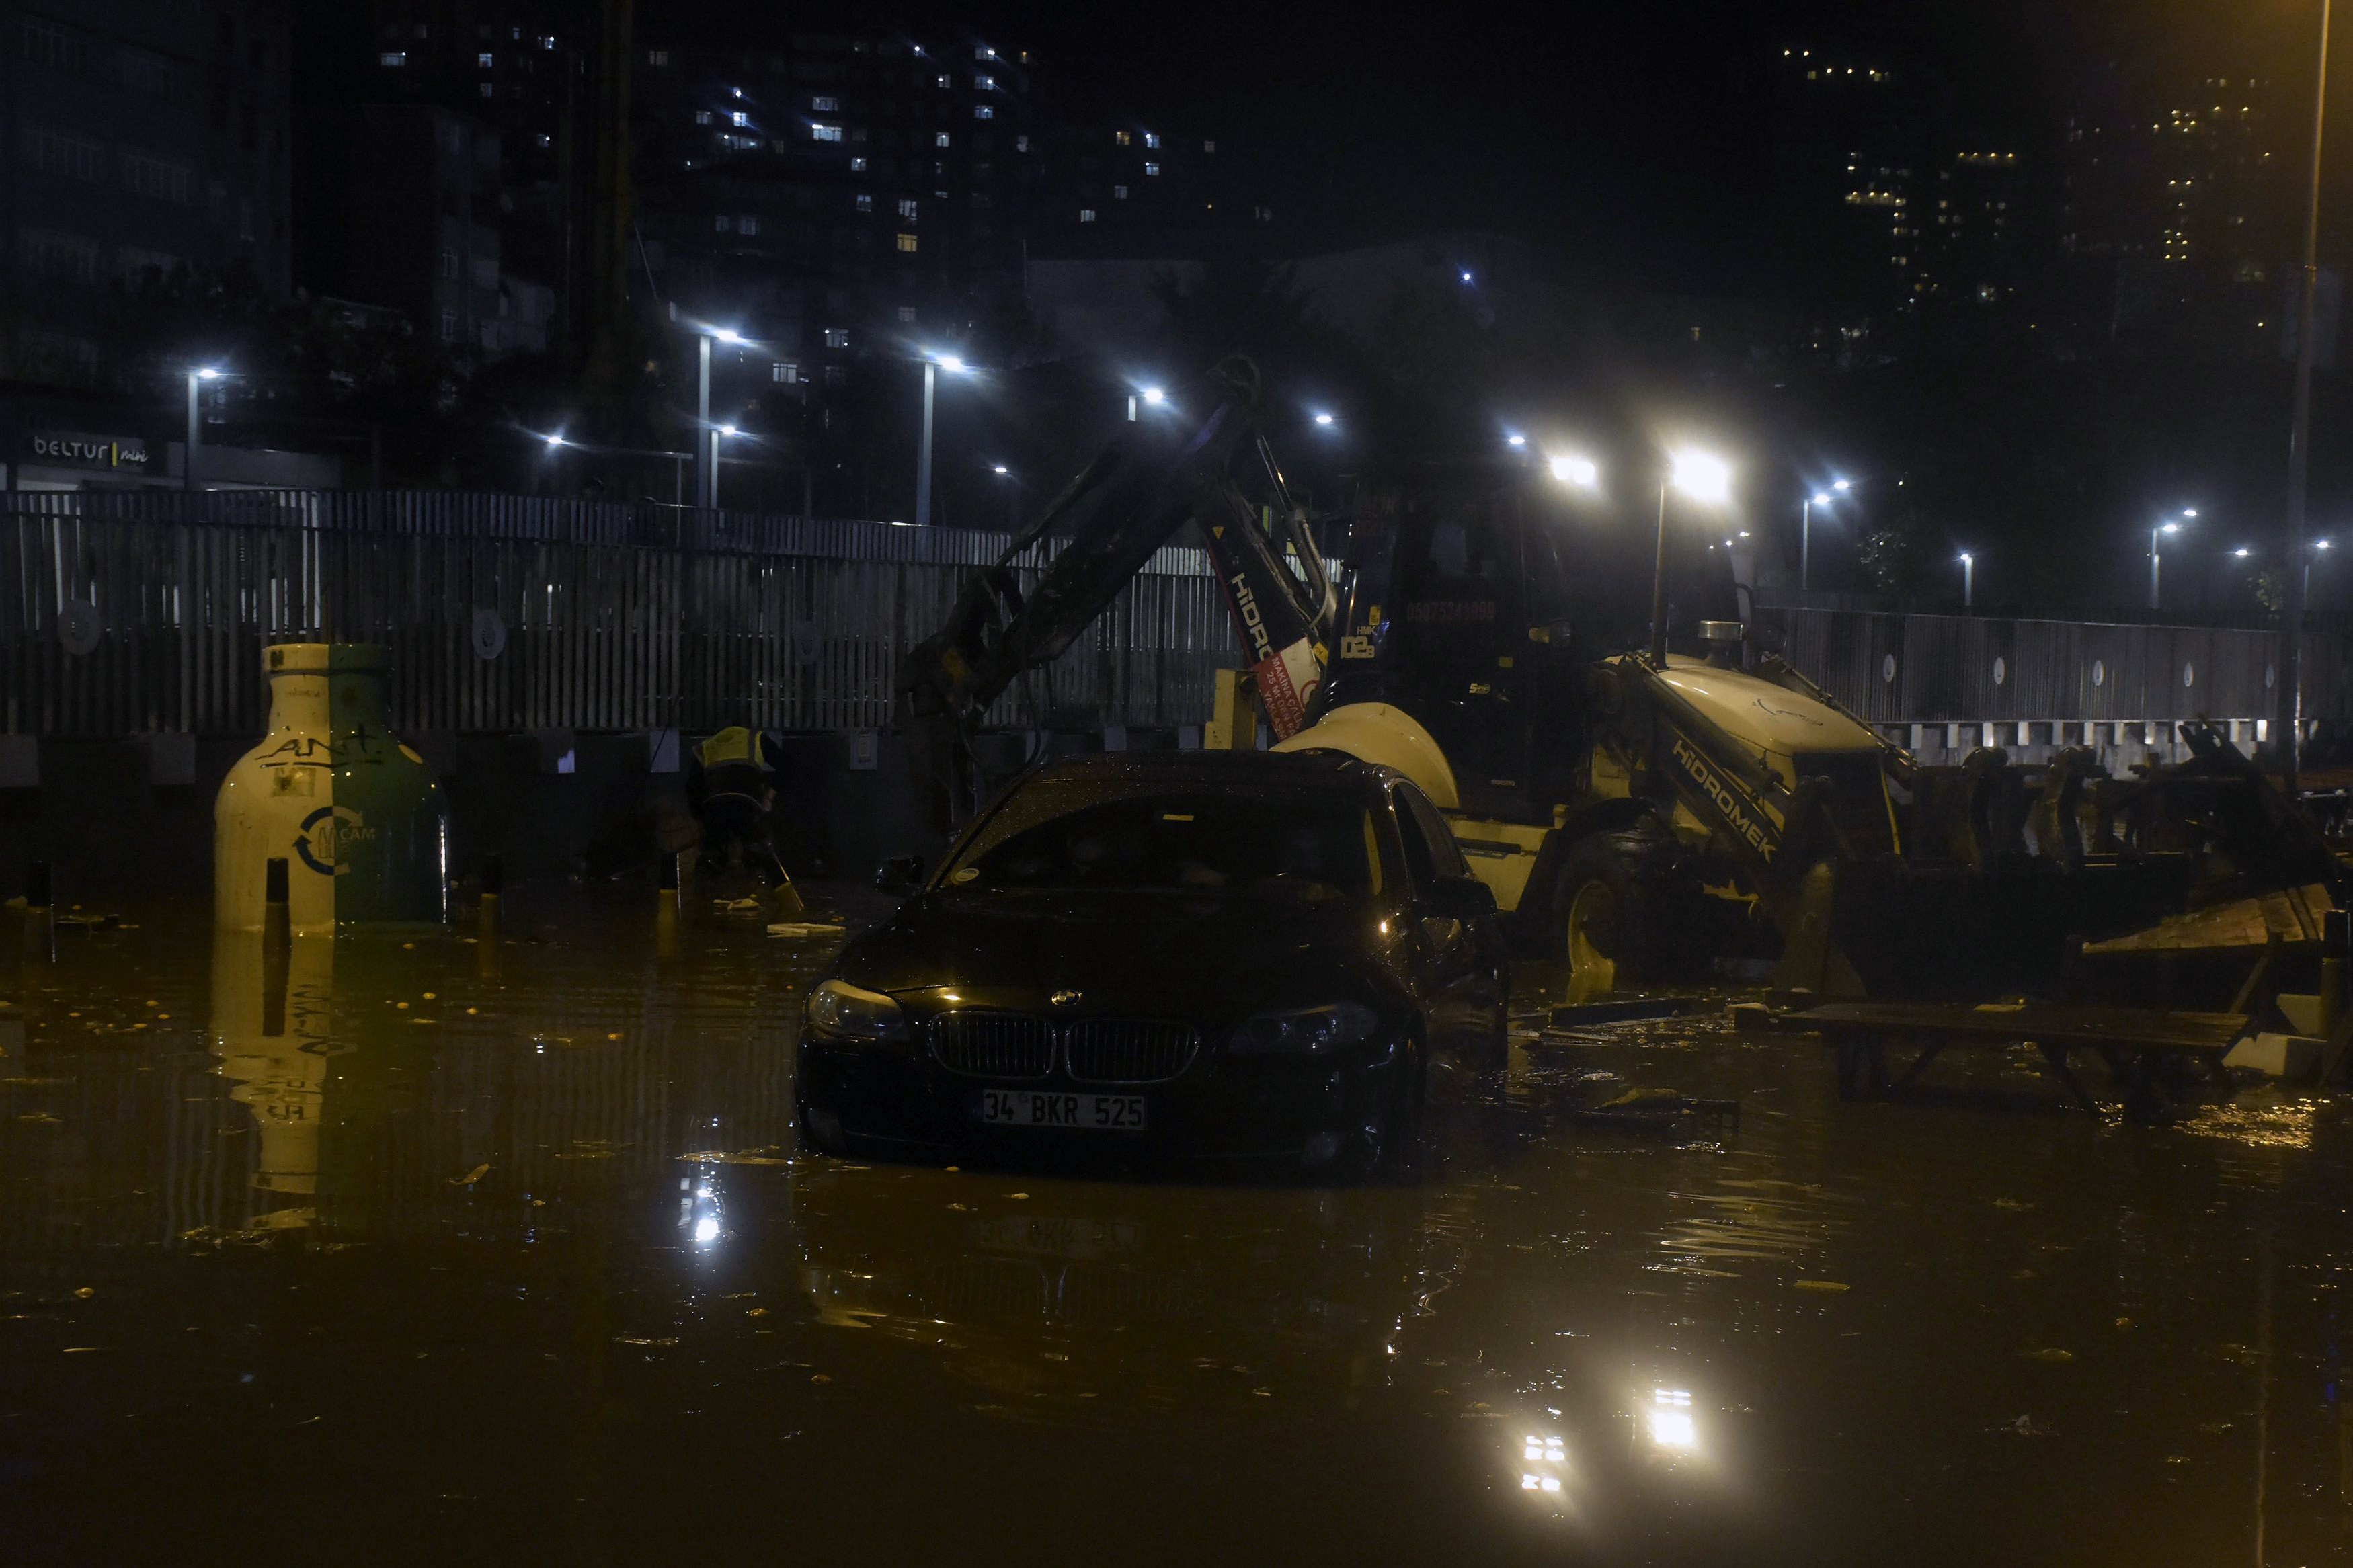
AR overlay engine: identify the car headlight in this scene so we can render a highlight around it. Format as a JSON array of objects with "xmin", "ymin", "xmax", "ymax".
[
  {"xmin": 1229, "ymin": 1002, "xmax": 1382, "ymax": 1055},
  {"xmin": 806, "ymin": 979, "xmax": 912, "ymax": 1046}
]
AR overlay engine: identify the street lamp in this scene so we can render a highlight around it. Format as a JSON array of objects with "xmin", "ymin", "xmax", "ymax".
[
  {"xmin": 2149, "ymin": 515, "xmax": 2190, "ymax": 609},
  {"xmin": 915, "ymin": 352, "xmax": 973, "ymax": 527},
  {"xmin": 185, "ymin": 366, "xmax": 225, "ymax": 493},
  {"xmin": 1548, "ymin": 454, "xmax": 1599, "ymax": 489},
  {"xmin": 990, "ymin": 462, "xmax": 1018, "ymax": 529},
  {"xmin": 1313, "ymin": 411, "xmax": 1336, "ymax": 427},
  {"xmin": 1801, "ymin": 479, "xmax": 1851, "ymax": 591},
  {"xmin": 1505, "ymin": 433, "xmax": 1527, "ymax": 448},
  {"xmin": 1650, "ymin": 448, "xmax": 1734, "ymax": 665},
  {"xmin": 1958, "ymin": 551, "xmax": 1975, "ymax": 610}
]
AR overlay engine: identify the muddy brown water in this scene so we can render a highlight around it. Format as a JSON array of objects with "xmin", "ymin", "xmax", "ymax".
[{"xmin": 1, "ymin": 889, "xmax": 2347, "ymax": 1565}]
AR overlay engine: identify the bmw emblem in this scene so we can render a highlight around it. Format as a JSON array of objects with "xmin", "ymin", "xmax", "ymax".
[{"xmin": 1049, "ymin": 990, "xmax": 1082, "ymax": 1009}]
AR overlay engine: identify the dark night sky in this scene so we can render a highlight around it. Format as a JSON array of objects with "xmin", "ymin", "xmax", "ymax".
[{"xmin": 662, "ymin": 0, "xmax": 2350, "ymax": 288}]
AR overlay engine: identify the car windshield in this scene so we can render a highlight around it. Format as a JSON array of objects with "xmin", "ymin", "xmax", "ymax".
[{"xmin": 945, "ymin": 782, "xmax": 1379, "ymax": 898}]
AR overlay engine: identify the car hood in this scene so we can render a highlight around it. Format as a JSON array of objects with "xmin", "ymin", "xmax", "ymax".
[{"xmin": 838, "ymin": 889, "xmax": 1400, "ymax": 1019}]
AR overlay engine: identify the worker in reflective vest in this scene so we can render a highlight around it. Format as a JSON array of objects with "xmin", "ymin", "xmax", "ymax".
[{"xmin": 688, "ymin": 727, "xmax": 795, "ymax": 901}]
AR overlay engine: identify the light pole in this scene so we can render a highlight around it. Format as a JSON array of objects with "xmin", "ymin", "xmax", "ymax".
[
  {"xmin": 1958, "ymin": 552, "xmax": 1975, "ymax": 610},
  {"xmin": 916, "ymin": 353, "xmax": 969, "ymax": 527},
  {"xmin": 1650, "ymin": 449, "xmax": 1732, "ymax": 665},
  {"xmin": 2282, "ymin": 0, "xmax": 2332, "ymax": 788},
  {"xmin": 2149, "ymin": 515, "xmax": 2191, "ymax": 609},
  {"xmin": 1802, "ymin": 477, "xmax": 1851, "ymax": 591},
  {"xmin": 184, "ymin": 366, "xmax": 223, "ymax": 492}
]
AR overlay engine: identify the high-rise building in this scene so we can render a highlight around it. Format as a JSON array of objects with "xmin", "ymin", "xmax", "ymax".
[
  {"xmin": 2061, "ymin": 64, "xmax": 2290, "ymax": 351},
  {"xmin": 1769, "ymin": 46, "xmax": 1933, "ymax": 324},
  {"xmin": 1034, "ymin": 122, "xmax": 1273, "ymax": 259},
  {"xmin": 1, "ymin": 0, "xmax": 294, "ymax": 388}
]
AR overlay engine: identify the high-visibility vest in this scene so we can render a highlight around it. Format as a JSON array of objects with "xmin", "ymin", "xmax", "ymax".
[{"xmin": 696, "ymin": 727, "xmax": 766, "ymax": 771}]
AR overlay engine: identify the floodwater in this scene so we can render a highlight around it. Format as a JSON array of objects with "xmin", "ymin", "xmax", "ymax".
[{"xmin": 1, "ymin": 889, "xmax": 2348, "ymax": 1567}]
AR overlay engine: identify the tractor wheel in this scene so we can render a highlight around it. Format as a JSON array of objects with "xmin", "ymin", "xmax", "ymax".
[{"xmin": 1553, "ymin": 832, "xmax": 1672, "ymax": 1004}]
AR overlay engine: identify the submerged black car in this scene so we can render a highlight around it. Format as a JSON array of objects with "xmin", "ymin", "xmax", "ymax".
[{"xmin": 796, "ymin": 750, "xmax": 1507, "ymax": 1177}]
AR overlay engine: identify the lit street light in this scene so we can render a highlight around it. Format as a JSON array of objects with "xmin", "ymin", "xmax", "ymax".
[
  {"xmin": 1548, "ymin": 454, "xmax": 1599, "ymax": 489},
  {"xmin": 1650, "ymin": 448, "xmax": 1734, "ymax": 664},
  {"xmin": 185, "ymin": 366, "xmax": 225, "ymax": 493},
  {"xmin": 1802, "ymin": 479, "xmax": 1851, "ymax": 591},
  {"xmin": 1142, "ymin": 385, "xmax": 1165, "ymax": 405},
  {"xmin": 1505, "ymin": 434, "xmax": 1527, "ymax": 448},
  {"xmin": 915, "ymin": 351, "xmax": 973, "ymax": 527},
  {"xmin": 1313, "ymin": 411, "xmax": 1336, "ymax": 427},
  {"xmin": 2149, "ymin": 514, "xmax": 2192, "ymax": 609}
]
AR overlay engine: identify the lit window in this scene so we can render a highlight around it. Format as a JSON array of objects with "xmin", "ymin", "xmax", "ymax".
[
  {"xmin": 975, "ymin": 45, "xmax": 996, "ymax": 60},
  {"xmin": 974, "ymin": 104, "xmax": 994, "ymax": 120},
  {"xmin": 731, "ymin": 110, "xmax": 750, "ymax": 127},
  {"xmin": 812, "ymin": 95, "xmax": 838, "ymax": 112},
  {"xmin": 1115, "ymin": 131, "xmax": 1131, "ymax": 146},
  {"xmin": 934, "ymin": 131, "xmax": 950, "ymax": 148},
  {"xmin": 694, "ymin": 110, "xmax": 711, "ymax": 125},
  {"xmin": 1144, "ymin": 133, "xmax": 1160, "ymax": 148},
  {"xmin": 976, "ymin": 74, "xmax": 996, "ymax": 90},
  {"xmin": 1015, "ymin": 135, "xmax": 1029, "ymax": 153},
  {"xmin": 646, "ymin": 50, "xmax": 668, "ymax": 65},
  {"xmin": 897, "ymin": 197, "xmax": 918, "ymax": 219},
  {"xmin": 478, "ymin": 81, "xmax": 493, "ymax": 97},
  {"xmin": 1203, "ymin": 139, "xmax": 1215, "ymax": 153},
  {"xmin": 896, "ymin": 233, "xmax": 918, "ymax": 252},
  {"xmin": 1113, "ymin": 185, "xmax": 1128, "ymax": 199},
  {"xmin": 738, "ymin": 214, "xmax": 758, "ymax": 235},
  {"xmin": 477, "ymin": 51, "xmax": 493, "ymax": 67},
  {"xmin": 771, "ymin": 361, "xmax": 799, "ymax": 383},
  {"xmin": 1144, "ymin": 162, "xmax": 1159, "ymax": 176},
  {"xmin": 380, "ymin": 50, "xmax": 407, "ymax": 66},
  {"xmin": 896, "ymin": 305, "xmax": 916, "ymax": 322},
  {"xmin": 850, "ymin": 156, "xmax": 867, "ymax": 171},
  {"xmin": 855, "ymin": 194, "xmax": 872, "ymax": 212},
  {"xmin": 812, "ymin": 124, "xmax": 842, "ymax": 142},
  {"xmin": 936, "ymin": 73, "xmax": 951, "ymax": 89},
  {"xmin": 1079, "ymin": 208, "xmax": 1096, "ymax": 222},
  {"xmin": 824, "ymin": 327, "xmax": 849, "ymax": 348},
  {"xmin": 715, "ymin": 215, "xmax": 733, "ymax": 233}
]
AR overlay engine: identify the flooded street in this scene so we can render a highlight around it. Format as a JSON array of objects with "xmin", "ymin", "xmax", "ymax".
[{"xmin": 3, "ymin": 891, "xmax": 2349, "ymax": 1566}]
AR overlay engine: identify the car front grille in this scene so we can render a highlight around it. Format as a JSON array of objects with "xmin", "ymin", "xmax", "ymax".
[
  {"xmin": 932, "ymin": 1012, "xmax": 1055, "ymax": 1079},
  {"xmin": 1064, "ymin": 1020, "xmax": 1198, "ymax": 1085},
  {"xmin": 928, "ymin": 1011, "xmax": 1197, "ymax": 1083}
]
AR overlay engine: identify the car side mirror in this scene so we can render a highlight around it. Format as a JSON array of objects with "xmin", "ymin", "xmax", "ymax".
[
  {"xmin": 874, "ymin": 853, "xmax": 927, "ymax": 895},
  {"xmin": 1425, "ymin": 875, "xmax": 1495, "ymax": 919}
]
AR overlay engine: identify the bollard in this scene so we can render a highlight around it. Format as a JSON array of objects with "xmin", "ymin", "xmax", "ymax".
[
  {"xmin": 20, "ymin": 859, "xmax": 52, "ymax": 962},
  {"xmin": 2324, "ymin": 909, "xmax": 2350, "ymax": 1039},
  {"xmin": 478, "ymin": 854, "xmax": 503, "ymax": 942},
  {"xmin": 657, "ymin": 852, "xmax": 680, "ymax": 956}
]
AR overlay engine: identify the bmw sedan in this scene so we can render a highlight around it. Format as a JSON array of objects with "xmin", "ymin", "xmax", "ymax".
[{"xmin": 795, "ymin": 750, "xmax": 1507, "ymax": 1178}]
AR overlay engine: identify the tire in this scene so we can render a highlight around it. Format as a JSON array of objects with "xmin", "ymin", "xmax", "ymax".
[{"xmin": 1552, "ymin": 830, "xmax": 1672, "ymax": 1004}]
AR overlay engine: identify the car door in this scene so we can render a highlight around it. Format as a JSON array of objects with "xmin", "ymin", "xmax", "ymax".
[{"xmin": 1390, "ymin": 782, "xmax": 1503, "ymax": 1057}]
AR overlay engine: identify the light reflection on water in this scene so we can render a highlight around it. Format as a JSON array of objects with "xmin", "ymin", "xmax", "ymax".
[{"xmin": 0, "ymin": 891, "xmax": 2346, "ymax": 1565}]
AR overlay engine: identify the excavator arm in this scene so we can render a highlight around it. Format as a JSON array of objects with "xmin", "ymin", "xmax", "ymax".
[{"xmin": 896, "ymin": 359, "xmax": 1331, "ymax": 826}]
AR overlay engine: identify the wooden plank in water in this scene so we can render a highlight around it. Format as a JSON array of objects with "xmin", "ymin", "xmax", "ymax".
[{"xmin": 1789, "ymin": 999, "xmax": 2247, "ymax": 1053}]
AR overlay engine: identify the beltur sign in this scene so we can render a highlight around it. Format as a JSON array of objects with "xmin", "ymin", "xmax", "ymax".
[{"xmin": 26, "ymin": 431, "xmax": 149, "ymax": 470}]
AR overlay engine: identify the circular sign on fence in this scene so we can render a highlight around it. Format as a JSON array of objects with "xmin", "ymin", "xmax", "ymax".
[
  {"xmin": 791, "ymin": 618, "xmax": 823, "ymax": 665},
  {"xmin": 2182, "ymin": 661, "xmax": 2196, "ymax": 688},
  {"xmin": 1992, "ymin": 656, "xmax": 2007, "ymax": 686},
  {"xmin": 2266, "ymin": 664, "xmax": 2277, "ymax": 689},
  {"xmin": 2091, "ymin": 659, "xmax": 2106, "ymax": 688},
  {"xmin": 1881, "ymin": 653, "xmax": 1897, "ymax": 684},
  {"xmin": 470, "ymin": 606, "xmax": 508, "ymax": 662},
  {"xmin": 57, "ymin": 598, "xmax": 101, "ymax": 657}
]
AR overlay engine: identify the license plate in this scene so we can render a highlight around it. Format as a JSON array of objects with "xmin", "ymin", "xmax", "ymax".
[{"xmin": 975, "ymin": 1088, "xmax": 1147, "ymax": 1130}]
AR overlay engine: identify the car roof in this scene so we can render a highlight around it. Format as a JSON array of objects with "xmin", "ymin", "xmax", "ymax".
[{"xmin": 1021, "ymin": 748, "xmax": 1400, "ymax": 800}]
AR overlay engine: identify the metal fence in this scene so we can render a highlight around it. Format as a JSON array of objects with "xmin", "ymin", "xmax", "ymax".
[
  {"xmin": 1751, "ymin": 605, "xmax": 2346, "ymax": 729},
  {"xmin": 0, "ymin": 490, "xmax": 1236, "ymax": 737},
  {"xmin": 1, "ymin": 488, "xmax": 2340, "ymax": 741}
]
